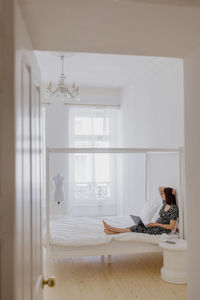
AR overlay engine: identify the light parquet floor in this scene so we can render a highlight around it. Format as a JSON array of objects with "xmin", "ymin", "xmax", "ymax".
[{"xmin": 44, "ymin": 252, "xmax": 187, "ymax": 300}]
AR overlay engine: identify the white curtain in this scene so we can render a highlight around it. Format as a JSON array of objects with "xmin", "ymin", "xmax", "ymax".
[{"xmin": 67, "ymin": 106, "xmax": 120, "ymax": 216}]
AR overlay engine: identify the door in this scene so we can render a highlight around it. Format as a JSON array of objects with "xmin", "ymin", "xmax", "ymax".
[
  {"xmin": 16, "ymin": 32, "xmax": 43, "ymax": 300},
  {"xmin": 0, "ymin": 2, "xmax": 54, "ymax": 299},
  {"xmin": 15, "ymin": 2, "xmax": 45, "ymax": 300}
]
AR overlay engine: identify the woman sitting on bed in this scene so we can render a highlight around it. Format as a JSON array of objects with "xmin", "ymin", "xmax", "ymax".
[{"xmin": 103, "ymin": 187, "xmax": 178, "ymax": 235}]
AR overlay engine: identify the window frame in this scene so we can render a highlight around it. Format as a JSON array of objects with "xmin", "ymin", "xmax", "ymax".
[{"xmin": 68, "ymin": 107, "xmax": 117, "ymax": 206}]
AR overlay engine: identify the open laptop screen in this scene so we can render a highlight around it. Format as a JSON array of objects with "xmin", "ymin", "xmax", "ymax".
[{"xmin": 130, "ymin": 215, "xmax": 146, "ymax": 227}]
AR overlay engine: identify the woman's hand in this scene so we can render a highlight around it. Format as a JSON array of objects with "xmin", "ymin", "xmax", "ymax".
[
  {"xmin": 159, "ymin": 186, "xmax": 176, "ymax": 198},
  {"xmin": 172, "ymin": 189, "xmax": 176, "ymax": 196},
  {"xmin": 159, "ymin": 187, "xmax": 164, "ymax": 195},
  {"xmin": 147, "ymin": 223, "xmax": 157, "ymax": 227}
]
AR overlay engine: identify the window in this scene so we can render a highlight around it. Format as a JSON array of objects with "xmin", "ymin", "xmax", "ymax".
[{"xmin": 68, "ymin": 106, "xmax": 119, "ymax": 215}]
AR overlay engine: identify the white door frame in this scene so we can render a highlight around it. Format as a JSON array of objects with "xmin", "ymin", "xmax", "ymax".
[{"xmin": 0, "ymin": 1, "xmax": 43, "ymax": 299}]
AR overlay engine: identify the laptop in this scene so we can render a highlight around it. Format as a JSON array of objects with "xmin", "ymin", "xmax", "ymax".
[{"xmin": 130, "ymin": 215, "xmax": 147, "ymax": 227}]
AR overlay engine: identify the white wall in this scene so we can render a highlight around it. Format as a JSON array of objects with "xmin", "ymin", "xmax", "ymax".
[
  {"xmin": 184, "ymin": 45, "xmax": 200, "ymax": 300},
  {"xmin": 20, "ymin": 0, "xmax": 200, "ymax": 58},
  {"xmin": 45, "ymin": 99, "xmax": 69, "ymax": 215},
  {"xmin": 44, "ymin": 87, "xmax": 120, "ymax": 216},
  {"xmin": 121, "ymin": 59, "xmax": 184, "ymax": 148},
  {"xmin": 120, "ymin": 59, "xmax": 184, "ymax": 215}
]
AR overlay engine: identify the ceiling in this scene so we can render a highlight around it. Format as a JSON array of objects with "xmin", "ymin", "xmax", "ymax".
[
  {"xmin": 35, "ymin": 51, "xmax": 179, "ymax": 88},
  {"xmin": 19, "ymin": 0, "xmax": 200, "ymax": 58}
]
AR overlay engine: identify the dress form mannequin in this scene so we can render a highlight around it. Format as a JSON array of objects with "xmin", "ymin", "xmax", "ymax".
[{"xmin": 52, "ymin": 173, "xmax": 65, "ymax": 204}]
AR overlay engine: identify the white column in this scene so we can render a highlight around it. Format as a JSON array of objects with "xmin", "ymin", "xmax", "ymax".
[{"xmin": 184, "ymin": 45, "xmax": 200, "ymax": 300}]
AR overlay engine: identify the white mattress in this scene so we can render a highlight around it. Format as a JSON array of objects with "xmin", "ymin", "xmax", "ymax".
[{"xmin": 46, "ymin": 215, "xmax": 178, "ymax": 247}]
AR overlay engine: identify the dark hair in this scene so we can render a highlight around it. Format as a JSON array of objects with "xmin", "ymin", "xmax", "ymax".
[{"xmin": 164, "ymin": 187, "xmax": 176, "ymax": 205}]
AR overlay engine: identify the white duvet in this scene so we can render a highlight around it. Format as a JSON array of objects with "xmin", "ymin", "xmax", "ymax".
[{"xmin": 46, "ymin": 215, "xmax": 178, "ymax": 247}]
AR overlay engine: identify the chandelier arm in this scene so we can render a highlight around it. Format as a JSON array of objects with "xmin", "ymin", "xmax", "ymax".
[{"xmin": 47, "ymin": 85, "xmax": 56, "ymax": 95}]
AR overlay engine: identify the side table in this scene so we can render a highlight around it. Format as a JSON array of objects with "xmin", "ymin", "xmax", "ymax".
[{"xmin": 159, "ymin": 239, "xmax": 187, "ymax": 284}]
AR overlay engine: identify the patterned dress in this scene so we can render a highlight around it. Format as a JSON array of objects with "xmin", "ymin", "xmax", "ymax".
[{"xmin": 129, "ymin": 202, "xmax": 179, "ymax": 235}]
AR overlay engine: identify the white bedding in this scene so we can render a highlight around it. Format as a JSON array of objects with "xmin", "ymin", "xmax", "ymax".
[{"xmin": 46, "ymin": 215, "xmax": 178, "ymax": 247}]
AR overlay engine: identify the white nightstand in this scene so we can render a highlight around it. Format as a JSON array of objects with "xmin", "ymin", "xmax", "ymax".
[{"xmin": 159, "ymin": 239, "xmax": 187, "ymax": 284}]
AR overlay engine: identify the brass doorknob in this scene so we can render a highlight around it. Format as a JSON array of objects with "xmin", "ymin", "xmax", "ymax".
[{"xmin": 42, "ymin": 276, "xmax": 56, "ymax": 288}]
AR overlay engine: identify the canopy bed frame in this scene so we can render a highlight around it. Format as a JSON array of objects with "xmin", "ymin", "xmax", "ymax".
[{"xmin": 45, "ymin": 147, "xmax": 184, "ymax": 261}]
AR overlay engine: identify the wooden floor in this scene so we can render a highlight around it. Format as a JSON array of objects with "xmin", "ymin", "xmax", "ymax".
[{"xmin": 44, "ymin": 252, "xmax": 187, "ymax": 300}]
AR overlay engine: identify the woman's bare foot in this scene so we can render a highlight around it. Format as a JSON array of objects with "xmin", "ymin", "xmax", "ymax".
[
  {"xmin": 103, "ymin": 220, "xmax": 114, "ymax": 231},
  {"xmin": 103, "ymin": 220, "xmax": 108, "ymax": 228},
  {"xmin": 103, "ymin": 220, "xmax": 131, "ymax": 234},
  {"xmin": 104, "ymin": 228, "xmax": 116, "ymax": 235}
]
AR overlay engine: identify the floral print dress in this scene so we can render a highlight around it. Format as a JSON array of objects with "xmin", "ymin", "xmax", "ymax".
[{"xmin": 129, "ymin": 202, "xmax": 179, "ymax": 235}]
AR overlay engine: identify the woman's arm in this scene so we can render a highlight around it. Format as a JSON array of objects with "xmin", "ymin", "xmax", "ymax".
[
  {"xmin": 159, "ymin": 186, "xmax": 165, "ymax": 200},
  {"xmin": 147, "ymin": 220, "xmax": 176, "ymax": 230},
  {"xmin": 159, "ymin": 186, "xmax": 165, "ymax": 195}
]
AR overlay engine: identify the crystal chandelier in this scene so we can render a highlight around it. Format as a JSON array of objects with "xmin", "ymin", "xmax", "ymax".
[{"xmin": 46, "ymin": 55, "xmax": 80, "ymax": 101}]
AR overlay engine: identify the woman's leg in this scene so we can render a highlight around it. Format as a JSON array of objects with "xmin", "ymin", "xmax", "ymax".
[
  {"xmin": 104, "ymin": 228, "xmax": 118, "ymax": 235},
  {"xmin": 104, "ymin": 227, "xmax": 130, "ymax": 235},
  {"xmin": 103, "ymin": 220, "xmax": 131, "ymax": 233}
]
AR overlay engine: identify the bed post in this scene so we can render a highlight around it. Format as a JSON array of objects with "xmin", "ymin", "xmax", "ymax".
[
  {"xmin": 46, "ymin": 147, "xmax": 50, "ymax": 246},
  {"xmin": 178, "ymin": 147, "xmax": 184, "ymax": 239},
  {"xmin": 107, "ymin": 255, "xmax": 112, "ymax": 264},
  {"xmin": 101, "ymin": 255, "xmax": 104, "ymax": 263},
  {"xmin": 145, "ymin": 152, "xmax": 148, "ymax": 203}
]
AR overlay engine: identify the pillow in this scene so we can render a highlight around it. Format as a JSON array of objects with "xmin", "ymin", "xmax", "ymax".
[
  {"xmin": 140, "ymin": 199, "xmax": 162, "ymax": 224},
  {"xmin": 151, "ymin": 204, "xmax": 162, "ymax": 222},
  {"xmin": 169, "ymin": 218, "xmax": 179, "ymax": 234}
]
